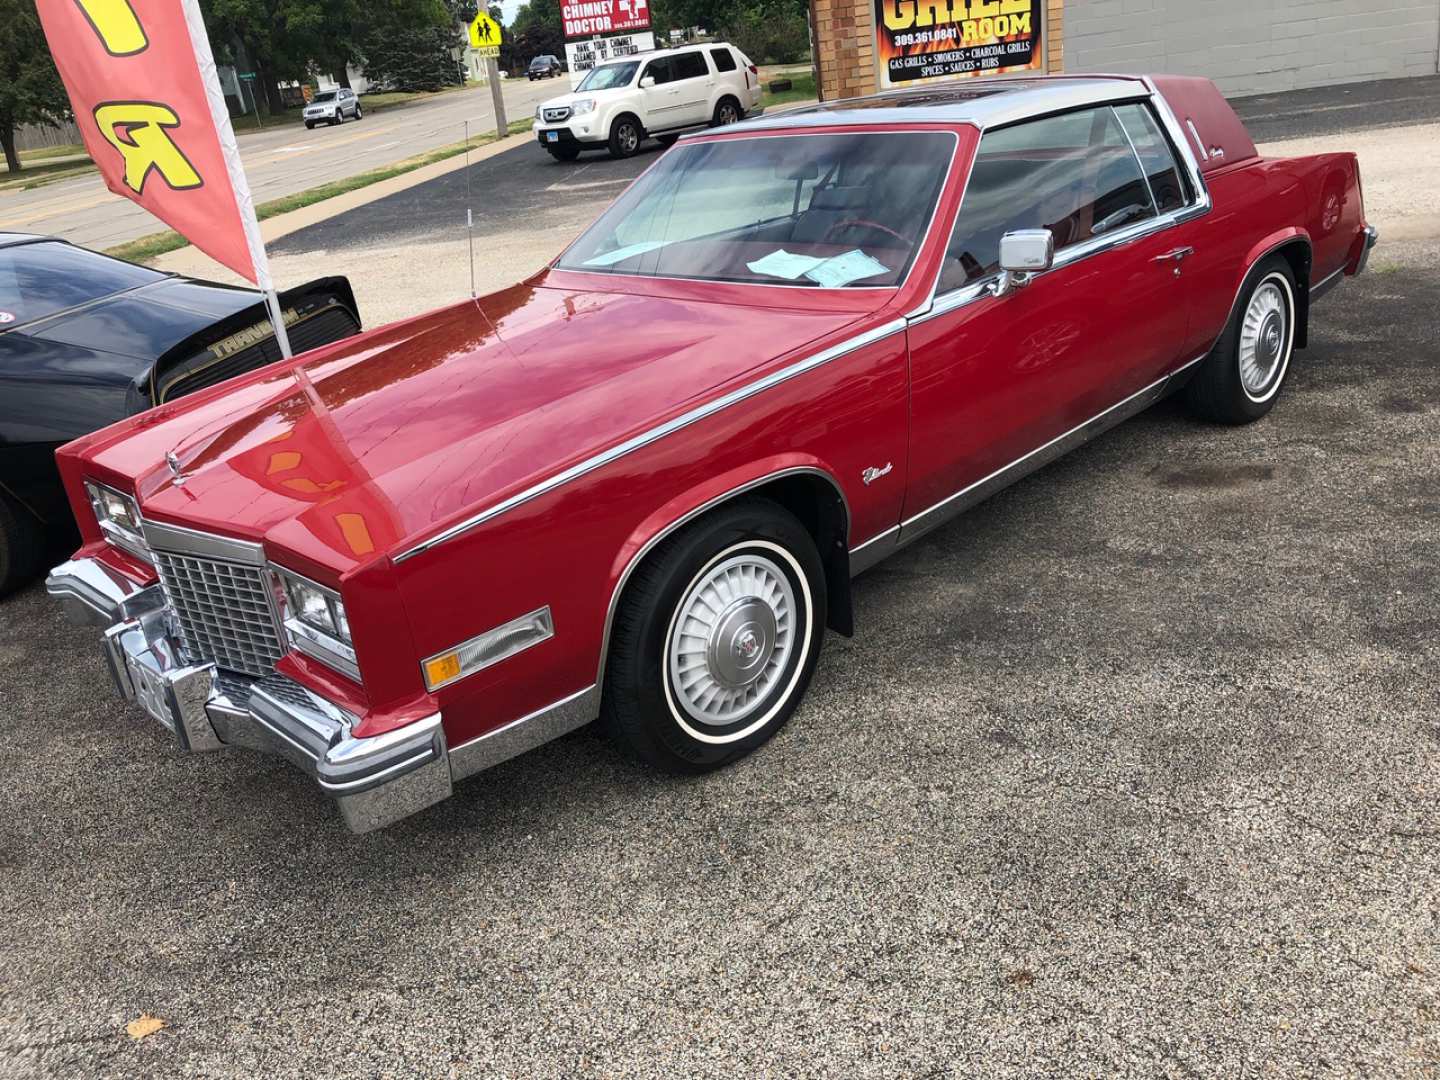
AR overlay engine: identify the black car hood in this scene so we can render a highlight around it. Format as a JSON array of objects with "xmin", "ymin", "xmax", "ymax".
[{"xmin": 22, "ymin": 277, "xmax": 271, "ymax": 376}]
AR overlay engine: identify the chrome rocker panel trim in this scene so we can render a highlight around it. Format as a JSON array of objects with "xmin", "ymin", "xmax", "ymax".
[
  {"xmin": 47, "ymin": 559, "xmax": 451, "ymax": 834},
  {"xmin": 847, "ymin": 354, "xmax": 1207, "ymax": 569}
]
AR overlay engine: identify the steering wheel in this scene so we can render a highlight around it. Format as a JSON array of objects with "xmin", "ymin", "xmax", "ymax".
[{"xmin": 822, "ymin": 219, "xmax": 908, "ymax": 246}]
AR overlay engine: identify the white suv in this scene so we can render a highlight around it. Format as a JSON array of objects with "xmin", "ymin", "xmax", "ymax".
[{"xmin": 534, "ymin": 43, "xmax": 762, "ymax": 161}]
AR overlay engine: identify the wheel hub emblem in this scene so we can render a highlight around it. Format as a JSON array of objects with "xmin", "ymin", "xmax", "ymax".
[{"xmin": 735, "ymin": 629, "xmax": 760, "ymax": 660}]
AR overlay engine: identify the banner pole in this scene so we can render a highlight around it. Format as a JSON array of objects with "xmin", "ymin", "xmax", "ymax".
[
  {"xmin": 262, "ymin": 288, "xmax": 294, "ymax": 359},
  {"xmin": 180, "ymin": 0, "xmax": 290, "ymax": 358}
]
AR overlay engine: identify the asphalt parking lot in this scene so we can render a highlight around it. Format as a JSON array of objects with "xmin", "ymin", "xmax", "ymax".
[{"xmin": 2, "ymin": 261, "xmax": 1437, "ymax": 1076}]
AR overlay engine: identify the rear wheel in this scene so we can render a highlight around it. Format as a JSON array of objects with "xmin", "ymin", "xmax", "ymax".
[
  {"xmin": 608, "ymin": 115, "xmax": 642, "ymax": 159},
  {"xmin": 602, "ymin": 500, "xmax": 827, "ymax": 774},
  {"xmin": 1185, "ymin": 256, "xmax": 1297, "ymax": 424},
  {"xmin": 0, "ymin": 494, "xmax": 44, "ymax": 598},
  {"xmin": 712, "ymin": 97, "xmax": 741, "ymax": 126}
]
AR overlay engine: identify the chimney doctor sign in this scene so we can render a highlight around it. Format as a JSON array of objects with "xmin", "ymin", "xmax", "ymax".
[
  {"xmin": 561, "ymin": 0, "xmax": 654, "ymax": 88},
  {"xmin": 561, "ymin": 0, "xmax": 651, "ymax": 38}
]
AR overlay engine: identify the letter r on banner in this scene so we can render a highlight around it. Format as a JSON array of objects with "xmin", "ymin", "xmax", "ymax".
[{"xmin": 94, "ymin": 103, "xmax": 203, "ymax": 193}]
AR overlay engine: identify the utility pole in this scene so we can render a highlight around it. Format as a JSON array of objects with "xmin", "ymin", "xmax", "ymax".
[{"xmin": 486, "ymin": 55, "xmax": 507, "ymax": 139}]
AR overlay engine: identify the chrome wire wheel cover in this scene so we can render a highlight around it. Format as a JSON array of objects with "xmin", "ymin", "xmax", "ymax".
[
  {"xmin": 1238, "ymin": 276, "xmax": 1291, "ymax": 401},
  {"xmin": 666, "ymin": 548, "xmax": 799, "ymax": 732},
  {"xmin": 618, "ymin": 122, "xmax": 639, "ymax": 153}
]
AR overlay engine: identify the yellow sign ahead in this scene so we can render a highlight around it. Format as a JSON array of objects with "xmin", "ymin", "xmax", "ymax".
[{"xmin": 468, "ymin": 12, "xmax": 503, "ymax": 48}]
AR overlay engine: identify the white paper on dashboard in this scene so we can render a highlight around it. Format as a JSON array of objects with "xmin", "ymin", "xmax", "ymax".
[
  {"xmin": 746, "ymin": 249, "xmax": 828, "ymax": 279},
  {"xmin": 805, "ymin": 249, "xmax": 890, "ymax": 288},
  {"xmin": 584, "ymin": 240, "xmax": 670, "ymax": 267}
]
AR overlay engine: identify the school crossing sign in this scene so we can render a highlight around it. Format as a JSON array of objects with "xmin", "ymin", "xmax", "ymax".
[{"xmin": 468, "ymin": 11, "xmax": 503, "ymax": 56}]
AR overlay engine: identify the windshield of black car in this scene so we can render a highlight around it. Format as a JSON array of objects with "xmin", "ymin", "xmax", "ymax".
[
  {"xmin": 0, "ymin": 241, "xmax": 164, "ymax": 327},
  {"xmin": 530, "ymin": 58, "xmax": 547, "ymax": 68},
  {"xmin": 313, "ymin": 91, "xmax": 337, "ymax": 102},
  {"xmin": 576, "ymin": 61, "xmax": 638, "ymax": 92},
  {"xmin": 557, "ymin": 131, "xmax": 954, "ymax": 287}
]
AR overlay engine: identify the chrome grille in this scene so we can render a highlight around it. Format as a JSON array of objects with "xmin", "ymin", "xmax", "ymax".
[
  {"xmin": 543, "ymin": 106, "xmax": 571, "ymax": 122},
  {"xmin": 153, "ymin": 550, "xmax": 285, "ymax": 677}
]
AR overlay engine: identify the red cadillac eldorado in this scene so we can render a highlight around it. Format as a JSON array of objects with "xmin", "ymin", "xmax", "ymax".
[{"xmin": 47, "ymin": 74, "xmax": 1377, "ymax": 832}]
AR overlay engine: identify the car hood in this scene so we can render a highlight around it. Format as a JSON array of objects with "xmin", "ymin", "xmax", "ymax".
[
  {"xmin": 18, "ymin": 277, "xmax": 265, "ymax": 383},
  {"xmin": 78, "ymin": 283, "xmax": 870, "ymax": 575}
]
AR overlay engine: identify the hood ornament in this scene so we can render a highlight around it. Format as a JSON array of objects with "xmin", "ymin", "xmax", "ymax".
[{"xmin": 165, "ymin": 450, "xmax": 188, "ymax": 486}]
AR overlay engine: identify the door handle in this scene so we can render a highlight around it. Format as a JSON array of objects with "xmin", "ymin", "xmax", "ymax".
[{"xmin": 1152, "ymin": 246, "xmax": 1195, "ymax": 262}]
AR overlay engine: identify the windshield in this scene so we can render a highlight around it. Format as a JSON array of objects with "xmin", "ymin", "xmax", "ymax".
[
  {"xmin": 576, "ymin": 61, "xmax": 638, "ymax": 92},
  {"xmin": 557, "ymin": 131, "xmax": 954, "ymax": 287},
  {"xmin": 313, "ymin": 91, "xmax": 337, "ymax": 102},
  {"xmin": 529, "ymin": 58, "xmax": 548, "ymax": 68},
  {"xmin": 0, "ymin": 241, "xmax": 164, "ymax": 327}
]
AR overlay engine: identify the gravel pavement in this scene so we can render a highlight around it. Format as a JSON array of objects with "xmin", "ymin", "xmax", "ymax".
[{"xmin": 3, "ymin": 100, "xmax": 1438, "ymax": 1080}]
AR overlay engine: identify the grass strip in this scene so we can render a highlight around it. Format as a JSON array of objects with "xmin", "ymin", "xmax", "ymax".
[
  {"xmin": 105, "ymin": 118, "xmax": 533, "ymax": 265},
  {"xmin": 761, "ymin": 71, "xmax": 818, "ymax": 110}
]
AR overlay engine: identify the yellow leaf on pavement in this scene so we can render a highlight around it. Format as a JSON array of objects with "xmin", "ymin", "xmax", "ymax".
[{"xmin": 125, "ymin": 1014, "xmax": 167, "ymax": 1040}]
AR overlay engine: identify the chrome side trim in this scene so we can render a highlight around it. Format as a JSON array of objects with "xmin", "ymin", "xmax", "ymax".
[
  {"xmin": 897, "ymin": 353, "xmax": 1207, "ymax": 545},
  {"xmin": 448, "ymin": 684, "xmax": 600, "ymax": 782},
  {"xmin": 394, "ymin": 323, "xmax": 903, "ymax": 563},
  {"xmin": 1310, "ymin": 264, "xmax": 1345, "ymax": 302},
  {"xmin": 142, "ymin": 518, "xmax": 267, "ymax": 566},
  {"xmin": 847, "ymin": 525, "xmax": 900, "ymax": 576},
  {"xmin": 594, "ymin": 465, "xmax": 851, "ymax": 690}
]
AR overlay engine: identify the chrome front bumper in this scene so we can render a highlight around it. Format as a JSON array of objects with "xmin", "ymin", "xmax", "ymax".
[{"xmin": 47, "ymin": 557, "xmax": 451, "ymax": 833}]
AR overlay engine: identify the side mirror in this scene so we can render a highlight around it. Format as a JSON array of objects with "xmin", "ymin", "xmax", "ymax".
[
  {"xmin": 990, "ymin": 229, "xmax": 1054, "ymax": 297},
  {"xmin": 639, "ymin": 75, "xmax": 656, "ymax": 89}
]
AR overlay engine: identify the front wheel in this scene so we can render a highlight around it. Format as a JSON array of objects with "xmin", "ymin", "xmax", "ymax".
[
  {"xmin": 354, "ymin": 105, "xmax": 362, "ymax": 120},
  {"xmin": 607, "ymin": 115, "xmax": 642, "ymax": 159},
  {"xmin": 1185, "ymin": 256, "xmax": 1298, "ymax": 424},
  {"xmin": 602, "ymin": 499, "xmax": 827, "ymax": 774}
]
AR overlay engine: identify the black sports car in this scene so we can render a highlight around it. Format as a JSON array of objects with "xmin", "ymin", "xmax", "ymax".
[{"xmin": 0, "ymin": 233, "xmax": 361, "ymax": 594}]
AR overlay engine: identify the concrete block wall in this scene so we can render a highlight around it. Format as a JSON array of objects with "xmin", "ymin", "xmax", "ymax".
[{"xmin": 1063, "ymin": 0, "xmax": 1440, "ymax": 96}]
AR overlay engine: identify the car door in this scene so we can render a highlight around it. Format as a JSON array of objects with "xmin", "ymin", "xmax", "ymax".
[
  {"xmin": 902, "ymin": 102, "xmax": 1203, "ymax": 537},
  {"xmin": 664, "ymin": 51, "xmax": 714, "ymax": 129},
  {"xmin": 637, "ymin": 56, "xmax": 678, "ymax": 129}
]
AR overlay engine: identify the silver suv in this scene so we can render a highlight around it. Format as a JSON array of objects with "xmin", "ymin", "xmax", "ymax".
[{"xmin": 304, "ymin": 88, "xmax": 363, "ymax": 128}]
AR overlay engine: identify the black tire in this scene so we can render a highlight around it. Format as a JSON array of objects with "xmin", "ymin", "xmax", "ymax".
[
  {"xmin": 304, "ymin": 121, "xmax": 315, "ymax": 129},
  {"xmin": 607, "ymin": 114, "xmax": 642, "ymax": 159},
  {"xmin": 602, "ymin": 499, "xmax": 827, "ymax": 774},
  {"xmin": 354, "ymin": 104, "xmax": 362, "ymax": 120},
  {"xmin": 1185, "ymin": 256, "xmax": 1298, "ymax": 425},
  {"xmin": 655, "ymin": 133, "xmax": 680, "ymax": 147},
  {"xmin": 0, "ymin": 494, "xmax": 45, "ymax": 598},
  {"xmin": 546, "ymin": 144, "xmax": 581, "ymax": 162},
  {"xmin": 711, "ymin": 96, "xmax": 741, "ymax": 127}
]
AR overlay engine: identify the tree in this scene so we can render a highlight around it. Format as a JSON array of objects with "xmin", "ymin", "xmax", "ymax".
[
  {"xmin": 0, "ymin": 0, "xmax": 72, "ymax": 173},
  {"xmin": 360, "ymin": 0, "xmax": 462, "ymax": 91}
]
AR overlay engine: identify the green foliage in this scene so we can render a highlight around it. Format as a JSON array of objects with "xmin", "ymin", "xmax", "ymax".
[
  {"xmin": 501, "ymin": 0, "xmax": 564, "ymax": 72},
  {"xmin": 361, "ymin": 19, "xmax": 464, "ymax": 92},
  {"xmin": 0, "ymin": 0, "xmax": 72, "ymax": 172}
]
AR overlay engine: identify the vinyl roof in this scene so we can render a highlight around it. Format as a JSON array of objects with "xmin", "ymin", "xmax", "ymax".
[{"xmin": 727, "ymin": 75, "xmax": 1154, "ymax": 134}]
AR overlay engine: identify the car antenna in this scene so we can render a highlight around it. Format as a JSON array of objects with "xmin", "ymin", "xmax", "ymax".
[{"xmin": 464, "ymin": 119, "xmax": 476, "ymax": 299}]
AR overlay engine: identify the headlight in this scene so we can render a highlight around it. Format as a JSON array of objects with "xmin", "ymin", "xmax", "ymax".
[
  {"xmin": 572, "ymin": 98, "xmax": 595, "ymax": 115},
  {"xmin": 272, "ymin": 566, "xmax": 360, "ymax": 680},
  {"xmin": 84, "ymin": 481, "xmax": 151, "ymax": 564},
  {"xmin": 535, "ymin": 105, "xmax": 544, "ymax": 119}
]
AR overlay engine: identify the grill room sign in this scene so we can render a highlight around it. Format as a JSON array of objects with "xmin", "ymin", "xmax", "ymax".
[
  {"xmin": 875, "ymin": 0, "xmax": 1042, "ymax": 89},
  {"xmin": 561, "ymin": 0, "xmax": 651, "ymax": 39}
]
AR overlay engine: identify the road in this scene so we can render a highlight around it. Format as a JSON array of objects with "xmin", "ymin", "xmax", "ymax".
[{"xmin": 0, "ymin": 75, "xmax": 567, "ymax": 251}]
